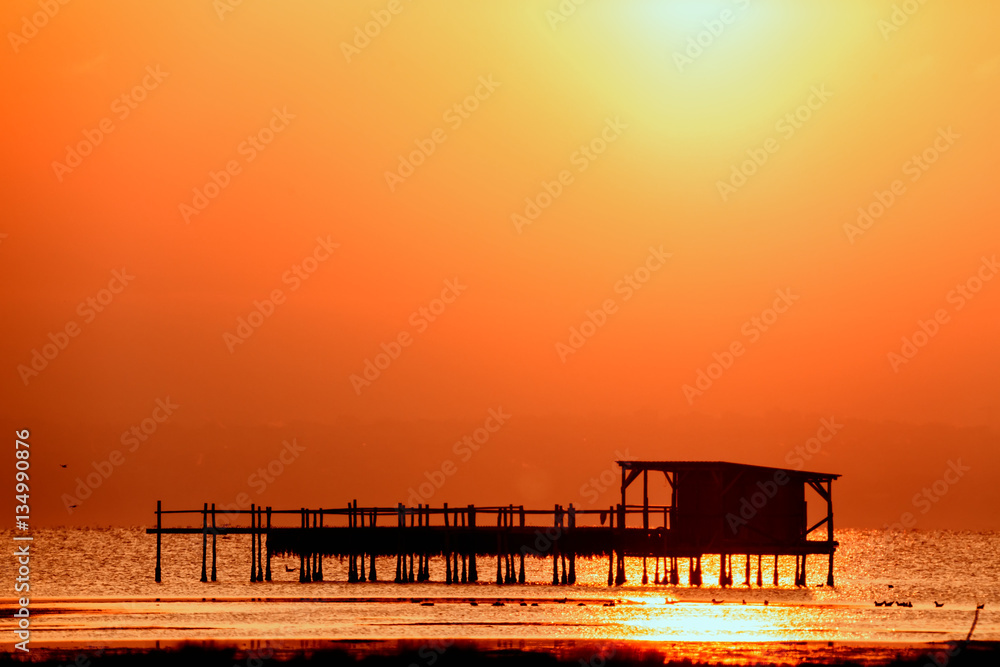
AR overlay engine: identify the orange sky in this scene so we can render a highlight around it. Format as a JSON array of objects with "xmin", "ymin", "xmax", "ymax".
[{"xmin": 2, "ymin": 1, "xmax": 998, "ymax": 529}]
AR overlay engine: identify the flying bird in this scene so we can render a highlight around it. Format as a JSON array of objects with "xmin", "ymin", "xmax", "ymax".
[
  {"xmin": 934, "ymin": 602, "xmax": 944, "ymax": 608},
  {"xmin": 60, "ymin": 464, "xmax": 68, "ymax": 468}
]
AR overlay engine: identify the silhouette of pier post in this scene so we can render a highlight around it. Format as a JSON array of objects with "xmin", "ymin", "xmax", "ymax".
[
  {"xmin": 265, "ymin": 507, "xmax": 272, "ymax": 581},
  {"xmin": 154, "ymin": 500, "xmax": 162, "ymax": 583},
  {"xmin": 200, "ymin": 502, "xmax": 208, "ymax": 583},
  {"xmin": 211, "ymin": 503, "xmax": 217, "ymax": 582}
]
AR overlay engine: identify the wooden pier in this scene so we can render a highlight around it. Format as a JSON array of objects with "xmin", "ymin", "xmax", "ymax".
[{"xmin": 146, "ymin": 460, "xmax": 839, "ymax": 587}]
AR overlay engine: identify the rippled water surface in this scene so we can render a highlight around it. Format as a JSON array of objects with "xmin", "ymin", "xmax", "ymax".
[{"xmin": 2, "ymin": 528, "xmax": 998, "ymax": 649}]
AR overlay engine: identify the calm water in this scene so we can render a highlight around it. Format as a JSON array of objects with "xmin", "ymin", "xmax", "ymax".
[{"xmin": 2, "ymin": 528, "xmax": 998, "ymax": 650}]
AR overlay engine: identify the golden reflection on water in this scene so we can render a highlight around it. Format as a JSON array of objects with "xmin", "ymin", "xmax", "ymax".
[{"xmin": 580, "ymin": 596, "xmax": 844, "ymax": 643}]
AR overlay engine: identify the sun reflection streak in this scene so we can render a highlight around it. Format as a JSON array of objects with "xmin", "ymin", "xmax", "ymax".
[{"xmin": 602, "ymin": 599, "xmax": 842, "ymax": 643}]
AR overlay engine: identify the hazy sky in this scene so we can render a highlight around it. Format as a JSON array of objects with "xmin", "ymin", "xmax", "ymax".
[{"xmin": 2, "ymin": 1, "xmax": 998, "ymax": 528}]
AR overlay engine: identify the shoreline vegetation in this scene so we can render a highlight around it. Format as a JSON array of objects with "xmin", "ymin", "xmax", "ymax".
[{"xmin": 3, "ymin": 641, "xmax": 998, "ymax": 667}]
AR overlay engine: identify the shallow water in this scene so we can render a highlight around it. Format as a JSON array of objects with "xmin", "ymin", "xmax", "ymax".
[{"xmin": 2, "ymin": 528, "xmax": 998, "ymax": 648}]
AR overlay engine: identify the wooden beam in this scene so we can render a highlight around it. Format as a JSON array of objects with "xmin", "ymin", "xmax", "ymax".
[{"xmin": 804, "ymin": 515, "xmax": 829, "ymax": 536}]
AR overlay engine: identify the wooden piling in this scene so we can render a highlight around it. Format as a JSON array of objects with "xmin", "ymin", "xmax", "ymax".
[
  {"xmin": 257, "ymin": 507, "xmax": 264, "ymax": 582},
  {"xmin": 468, "ymin": 505, "xmax": 478, "ymax": 582},
  {"xmin": 566, "ymin": 504, "xmax": 574, "ymax": 585},
  {"xmin": 265, "ymin": 507, "xmax": 272, "ymax": 581},
  {"xmin": 496, "ymin": 508, "xmax": 504, "ymax": 585},
  {"xmin": 347, "ymin": 503, "xmax": 356, "ymax": 583},
  {"xmin": 250, "ymin": 503, "xmax": 257, "ymax": 582},
  {"xmin": 211, "ymin": 503, "xmax": 217, "ymax": 582},
  {"xmin": 552, "ymin": 504, "xmax": 560, "ymax": 585},
  {"xmin": 155, "ymin": 500, "xmax": 162, "ymax": 583},
  {"xmin": 506, "ymin": 506, "xmax": 514, "ymax": 584},
  {"xmin": 395, "ymin": 503, "xmax": 403, "ymax": 583},
  {"xmin": 607, "ymin": 506, "xmax": 614, "ymax": 586},
  {"xmin": 298, "ymin": 508, "xmax": 308, "ymax": 583},
  {"xmin": 826, "ymin": 479, "xmax": 835, "ymax": 587},
  {"xmin": 316, "ymin": 509, "xmax": 323, "ymax": 581},
  {"xmin": 773, "ymin": 554, "xmax": 779, "ymax": 586},
  {"xmin": 444, "ymin": 503, "xmax": 452, "ymax": 584},
  {"xmin": 756, "ymin": 554, "xmax": 762, "ymax": 587},
  {"xmin": 357, "ymin": 505, "xmax": 366, "ymax": 582},
  {"xmin": 200, "ymin": 502, "xmax": 208, "ymax": 583},
  {"xmin": 615, "ymin": 506, "xmax": 628, "ymax": 586},
  {"xmin": 368, "ymin": 511, "xmax": 377, "ymax": 581},
  {"xmin": 745, "ymin": 554, "xmax": 751, "ymax": 586},
  {"xmin": 519, "ymin": 506, "xmax": 527, "ymax": 584},
  {"xmin": 414, "ymin": 505, "xmax": 421, "ymax": 582}
]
